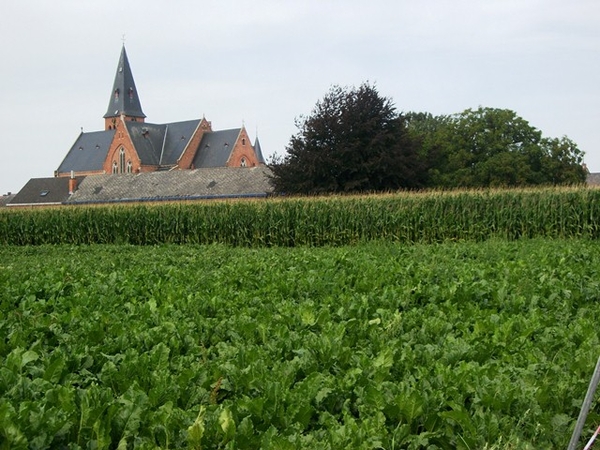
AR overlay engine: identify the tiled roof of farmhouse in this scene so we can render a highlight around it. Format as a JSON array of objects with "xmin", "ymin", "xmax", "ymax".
[
  {"xmin": 587, "ymin": 173, "xmax": 600, "ymax": 186},
  {"xmin": 66, "ymin": 166, "xmax": 273, "ymax": 204},
  {"xmin": 0, "ymin": 193, "xmax": 16, "ymax": 207},
  {"xmin": 8, "ymin": 177, "xmax": 85, "ymax": 206}
]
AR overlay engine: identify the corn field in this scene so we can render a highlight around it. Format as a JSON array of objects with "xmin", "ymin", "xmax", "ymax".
[{"xmin": 1, "ymin": 187, "xmax": 599, "ymax": 246}]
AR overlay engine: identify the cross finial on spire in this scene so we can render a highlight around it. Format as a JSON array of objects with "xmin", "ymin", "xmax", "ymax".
[{"xmin": 121, "ymin": 34, "xmax": 126, "ymax": 46}]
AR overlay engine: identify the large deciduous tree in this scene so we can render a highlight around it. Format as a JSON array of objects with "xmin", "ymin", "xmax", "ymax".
[
  {"xmin": 406, "ymin": 107, "xmax": 587, "ymax": 188},
  {"xmin": 270, "ymin": 83, "xmax": 427, "ymax": 194}
]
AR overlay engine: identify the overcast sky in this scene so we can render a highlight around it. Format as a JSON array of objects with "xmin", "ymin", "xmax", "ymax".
[{"xmin": 1, "ymin": 0, "xmax": 598, "ymax": 195}]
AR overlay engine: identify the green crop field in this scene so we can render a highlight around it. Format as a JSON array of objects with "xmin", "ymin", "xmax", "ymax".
[
  {"xmin": 1, "ymin": 187, "xmax": 600, "ymax": 246},
  {"xmin": 2, "ymin": 238, "xmax": 600, "ymax": 448}
]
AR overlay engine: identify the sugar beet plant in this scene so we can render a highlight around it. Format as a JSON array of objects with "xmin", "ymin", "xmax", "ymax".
[
  {"xmin": 1, "ymin": 187, "xmax": 599, "ymax": 245},
  {"xmin": 1, "ymin": 240, "xmax": 600, "ymax": 448}
]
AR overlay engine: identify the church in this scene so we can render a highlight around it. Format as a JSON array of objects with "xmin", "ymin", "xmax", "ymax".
[
  {"xmin": 8, "ymin": 46, "xmax": 272, "ymax": 206},
  {"xmin": 56, "ymin": 45, "xmax": 265, "ymax": 177}
]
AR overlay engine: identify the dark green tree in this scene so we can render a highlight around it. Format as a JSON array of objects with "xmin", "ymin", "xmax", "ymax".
[
  {"xmin": 406, "ymin": 107, "xmax": 586, "ymax": 188},
  {"xmin": 270, "ymin": 83, "xmax": 427, "ymax": 194}
]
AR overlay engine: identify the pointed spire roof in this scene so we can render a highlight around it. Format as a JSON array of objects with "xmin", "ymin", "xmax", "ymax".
[
  {"xmin": 103, "ymin": 46, "xmax": 146, "ymax": 119},
  {"xmin": 254, "ymin": 136, "xmax": 266, "ymax": 164}
]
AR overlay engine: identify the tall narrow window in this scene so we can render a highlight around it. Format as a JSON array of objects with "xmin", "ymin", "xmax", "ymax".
[
  {"xmin": 112, "ymin": 161, "xmax": 118, "ymax": 174},
  {"xmin": 126, "ymin": 161, "xmax": 132, "ymax": 173},
  {"xmin": 119, "ymin": 148, "xmax": 126, "ymax": 173},
  {"xmin": 240, "ymin": 157, "xmax": 247, "ymax": 167}
]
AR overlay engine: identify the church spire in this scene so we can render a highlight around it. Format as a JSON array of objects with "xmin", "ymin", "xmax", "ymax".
[{"xmin": 103, "ymin": 45, "xmax": 146, "ymax": 128}]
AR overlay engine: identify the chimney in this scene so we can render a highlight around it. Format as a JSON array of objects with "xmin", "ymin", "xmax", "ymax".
[{"xmin": 68, "ymin": 171, "xmax": 77, "ymax": 195}]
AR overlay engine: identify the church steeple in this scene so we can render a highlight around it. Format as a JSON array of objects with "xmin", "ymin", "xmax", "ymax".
[{"xmin": 104, "ymin": 45, "xmax": 146, "ymax": 129}]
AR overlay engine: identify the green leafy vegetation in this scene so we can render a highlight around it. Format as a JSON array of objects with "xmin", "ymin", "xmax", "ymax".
[
  {"xmin": 270, "ymin": 82, "xmax": 426, "ymax": 194},
  {"xmin": 269, "ymin": 82, "xmax": 586, "ymax": 193},
  {"xmin": 1, "ymin": 187, "xmax": 600, "ymax": 246},
  {"xmin": 1, "ymin": 240, "xmax": 599, "ymax": 448}
]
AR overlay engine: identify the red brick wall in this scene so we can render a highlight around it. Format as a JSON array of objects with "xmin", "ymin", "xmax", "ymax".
[
  {"xmin": 103, "ymin": 116, "xmax": 141, "ymax": 173},
  {"xmin": 226, "ymin": 127, "xmax": 261, "ymax": 167},
  {"xmin": 105, "ymin": 115, "xmax": 144, "ymax": 131},
  {"xmin": 177, "ymin": 118, "xmax": 212, "ymax": 169}
]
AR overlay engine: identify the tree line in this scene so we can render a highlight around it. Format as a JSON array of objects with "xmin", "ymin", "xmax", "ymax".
[{"xmin": 270, "ymin": 82, "xmax": 587, "ymax": 194}]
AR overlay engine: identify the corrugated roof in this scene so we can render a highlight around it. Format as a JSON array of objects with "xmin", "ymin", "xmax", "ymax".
[
  {"xmin": 9, "ymin": 177, "xmax": 85, "ymax": 206},
  {"xmin": 192, "ymin": 128, "xmax": 242, "ymax": 168},
  {"xmin": 57, "ymin": 130, "xmax": 115, "ymax": 174},
  {"xmin": 103, "ymin": 46, "xmax": 146, "ymax": 119},
  {"xmin": 66, "ymin": 166, "xmax": 273, "ymax": 204}
]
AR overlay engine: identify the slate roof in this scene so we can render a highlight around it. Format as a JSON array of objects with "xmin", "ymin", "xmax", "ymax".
[
  {"xmin": 126, "ymin": 119, "xmax": 201, "ymax": 166},
  {"xmin": 103, "ymin": 46, "xmax": 146, "ymax": 119},
  {"xmin": 66, "ymin": 166, "xmax": 273, "ymax": 204},
  {"xmin": 8, "ymin": 177, "xmax": 85, "ymax": 206},
  {"xmin": 192, "ymin": 128, "xmax": 242, "ymax": 168},
  {"xmin": 587, "ymin": 173, "xmax": 600, "ymax": 186},
  {"xmin": 0, "ymin": 194, "xmax": 15, "ymax": 207},
  {"xmin": 126, "ymin": 122, "xmax": 166, "ymax": 166},
  {"xmin": 57, "ymin": 130, "xmax": 115, "ymax": 175},
  {"xmin": 254, "ymin": 136, "xmax": 266, "ymax": 164}
]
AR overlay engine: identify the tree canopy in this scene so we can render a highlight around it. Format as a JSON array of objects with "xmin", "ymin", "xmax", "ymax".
[
  {"xmin": 270, "ymin": 83, "xmax": 426, "ymax": 194},
  {"xmin": 271, "ymin": 85, "xmax": 587, "ymax": 194},
  {"xmin": 406, "ymin": 107, "xmax": 587, "ymax": 188}
]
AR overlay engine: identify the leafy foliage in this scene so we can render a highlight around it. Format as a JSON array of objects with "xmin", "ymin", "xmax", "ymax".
[
  {"xmin": 1, "ymin": 240, "xmax": 600, "ymax": 447},
  {"xmin": 2, "ymin": 187, "xmax": 600, "ymax": 245},
  {"xmin": 270, "ymin": 82, "xmax": 426, "ymax": 194},
  {"xmin": 406, "ymin": 107, "xmax": 587, "ymax": 187}
]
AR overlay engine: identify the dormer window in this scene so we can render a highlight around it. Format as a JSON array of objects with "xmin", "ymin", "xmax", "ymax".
[
  {"xmin": 114, "ymin": 89, "xmax": 120, "ymax": 101},
  {"xmin": 128, "ymin": 87, "xmax": 134, "ymax": 99}
]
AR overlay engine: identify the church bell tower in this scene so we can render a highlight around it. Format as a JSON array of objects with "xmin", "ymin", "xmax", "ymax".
[{"xmin": 103, "ymin": 46, "xmax": 146, "ymax": 130}]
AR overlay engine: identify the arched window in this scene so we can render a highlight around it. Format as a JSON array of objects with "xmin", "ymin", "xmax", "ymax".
[
  {"xmin": 126, "ymin": 161, "xmax": 132, "ymax": 173},
  {"xmin": 112, "ymin": 161, "xmax": 118, "ymax": 174},
  {"xmin": 240, "ymin": 157, "xmax": 247, "ymax": 167},
  {"xmin": 119, "ymin": 148, "xmax": 126, "ymax": 173}
]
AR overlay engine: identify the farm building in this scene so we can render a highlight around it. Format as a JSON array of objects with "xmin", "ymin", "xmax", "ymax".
[{"xmin": 8, "ymin": 167, "xmax": 272, "ymax": 207}]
